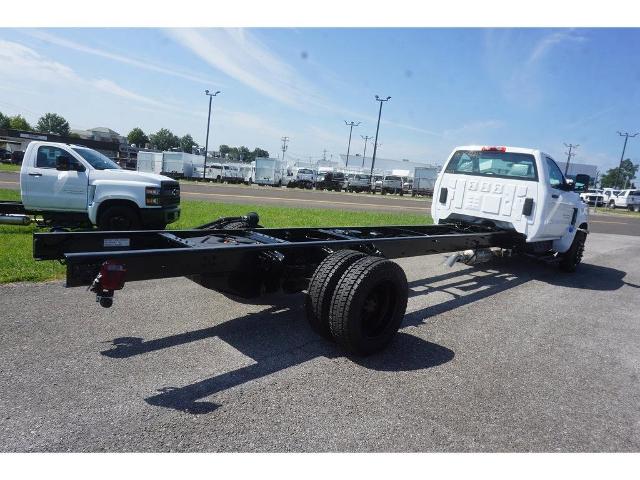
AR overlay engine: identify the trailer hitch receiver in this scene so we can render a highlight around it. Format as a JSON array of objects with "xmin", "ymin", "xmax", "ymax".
[{"xmin": 90, "ymin": 261, "xmax": 126, "ymax": 308}]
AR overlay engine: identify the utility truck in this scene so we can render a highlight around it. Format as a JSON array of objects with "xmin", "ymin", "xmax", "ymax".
[
  {"xmin": 32, "ymin": 145, "xmax": 589, "ymax": 356},
  {"xmin": 254, "ymin": 158, "xmax": 283, "ymax": 186},
  {"xmin": 0, "ymin": 141, "xmax": 180, "ymax": 230}
]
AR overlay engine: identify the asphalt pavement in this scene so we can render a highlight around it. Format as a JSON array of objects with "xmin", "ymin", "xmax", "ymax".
[{"xmin": 1, "ymin": 232, "xmax": 639, "ymax": 451}]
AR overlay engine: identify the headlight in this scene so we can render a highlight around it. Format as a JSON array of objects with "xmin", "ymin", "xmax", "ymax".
[{"xmin": 145, "ymin": 186, "xmax": 161, "ymax": 205}]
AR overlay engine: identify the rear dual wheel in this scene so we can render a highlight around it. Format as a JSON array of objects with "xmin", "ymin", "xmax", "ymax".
[{"xmin": 305, "ymin": 251, "xmax": 408, "ymax": 355}]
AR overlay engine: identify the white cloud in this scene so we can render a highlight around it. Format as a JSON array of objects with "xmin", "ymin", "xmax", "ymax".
[
  {"xmin": 527, "ymin": 30, "xmax": 586, "ymax": 66},
  {"xmin": 167, "ymin": 28, "xmax": 326, "ymax": 109},
  {"xmin": 25, "ymin": 30, "xmax": 219, "ymax": 86}
]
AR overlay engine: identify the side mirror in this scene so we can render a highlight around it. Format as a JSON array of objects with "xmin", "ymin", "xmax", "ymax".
[
  {"xmin": 574, "ymin": 174, "xmax": 590, "ymax": 193},
  {"xmin": 56, "ymin": 155, "xmax": 71, "ymax": 171}
]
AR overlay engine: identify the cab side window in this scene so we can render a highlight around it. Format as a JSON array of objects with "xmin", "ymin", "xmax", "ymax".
[
  {"xmin": 36, "ymin": 146, "xmax": 68, "ymax": 169},
  {"xmin": 545, "ymin": 157, "xmax": 565, "ymax": 189}
]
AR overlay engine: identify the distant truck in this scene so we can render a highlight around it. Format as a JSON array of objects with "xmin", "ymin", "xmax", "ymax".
[
  {"xmin": 287, "ymin": 167, "xmax": 316, "ymax": 189},
  {"xmin": 254, "ymin": 158, "xmax": 283, "ymax": 186},
  {"xmin": 346, "ymin": 173, "xmax": 373, "ymax": 193},
  {"xmin": 607, "ymin": 189, "xmax": 640, "ymax": 211},
  {"xmin": 412, "ymin": 166, "xmax": 439, "ymax": 196},
  {"xmin": 380, "ymin": 175, "xmax": 403, "ymax": 195},
  {"xmin": 0, "ymin": 141, "xmax": 180, "ymax": 230}
]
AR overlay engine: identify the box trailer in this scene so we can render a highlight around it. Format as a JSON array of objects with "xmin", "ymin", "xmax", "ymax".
[{"xmin": 254, "ymin": 158, "xmax": 283, "ymax": 186}]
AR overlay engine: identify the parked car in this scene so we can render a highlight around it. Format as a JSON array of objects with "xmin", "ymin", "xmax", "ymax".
[
  {"xmin": 403, "ymin": 178, "xmax": 413, "ymax": 194},
  {"xmin": 315, "ymin": 171, "xmax": 345, "ymax": 191},
  {"xmin": 0, "ymin": 147, "xmax": 12, "ymax": 162}
]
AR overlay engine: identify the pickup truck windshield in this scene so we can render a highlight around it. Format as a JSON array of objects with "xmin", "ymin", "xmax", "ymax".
[
  {"xmin": 446, "ymin": 150, "xmax": 537, "ymax": 181},
  {"xmin": 72, "ymin": 148, "xmax": 120, "ymax": 170},
  {"xmin": 298, "ymin": 169, "xmax": 314, "ymax": 174}
]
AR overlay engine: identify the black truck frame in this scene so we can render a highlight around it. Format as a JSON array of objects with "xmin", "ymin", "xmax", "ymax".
[{"xmin": 33, "ymin": 213, "xmax": 522, "ymax": 355}]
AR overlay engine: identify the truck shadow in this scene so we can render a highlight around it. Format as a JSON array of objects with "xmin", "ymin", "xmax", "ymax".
[{"xmin": 101, "ymin": 257, "xmax": 630, "ymax": 414}]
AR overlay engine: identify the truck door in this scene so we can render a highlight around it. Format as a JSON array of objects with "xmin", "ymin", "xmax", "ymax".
[
  {"xmin": 541, "ymin": 156, "xmax": 575, "ymax": 238},
  {"xmin": 22, "ymin": 145, "xmax": 88, "ymax": 211}
]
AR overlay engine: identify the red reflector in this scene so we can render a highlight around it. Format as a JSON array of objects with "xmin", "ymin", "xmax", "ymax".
[
  {"xmin": 481, "ymin": 146, "xmax": 507, "ymax": 152},
  {"xmin": 100, "ymin": 261, "xmax": 126, "ymax": 290}
]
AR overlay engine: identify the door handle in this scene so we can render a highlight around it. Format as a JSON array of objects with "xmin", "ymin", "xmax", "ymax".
[
  {"xmin": 28, "ymin": 173, "xmax": 42, "ymax": 177},
  {"xmin": 552, "ymin": 194, "xmax": 559, "ymax": 199}
]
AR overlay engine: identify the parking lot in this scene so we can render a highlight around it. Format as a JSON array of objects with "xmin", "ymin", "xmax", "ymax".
[{"xmin": 1, "ymin": 232, "xmax": 639, "ymax": 452}]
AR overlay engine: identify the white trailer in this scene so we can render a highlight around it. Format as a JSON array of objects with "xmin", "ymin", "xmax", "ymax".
[
  {"xmin": 413, "ymin": 166, "xmax": 440, "ymax": 196},
  {"xmin": 254, "ymin": 158, "xmax": 283, "ymax": 186},
  {"xmin": 136, "ymin": 151, "xmax": 163, "ymax": 175}
]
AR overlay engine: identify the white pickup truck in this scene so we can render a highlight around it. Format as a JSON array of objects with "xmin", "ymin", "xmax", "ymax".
[
  {"xmin": 432, "ymin": 145, "xmax": 590, "ymax": 271},
  {"xmin": 607, "ymin": 189, "xmax": 640, "ymax": 211},
  {"xmin": 0, "ymin": 141, "xmax": 180, "ymax": 230}
]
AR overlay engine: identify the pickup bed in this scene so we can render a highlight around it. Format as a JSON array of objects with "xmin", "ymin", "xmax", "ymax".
[{"xmin": 0, "ymin": 141, "xmax": 180, "ymax": 230}]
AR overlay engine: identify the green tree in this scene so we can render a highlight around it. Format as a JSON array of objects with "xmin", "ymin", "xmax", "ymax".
[
  {"xmin": 149, "ymin": 128, "xmax": 179, "ymax": 151},
  {"xmin": 36, "ymin": 112, "xmax": 70, "ymax": 136},
  {"xmin": 127, "ymin": 127, "xmax": 149, "ymax": 148},
  {"xmin": 252, "ymin": 147, "xmax": 269, "ymax": 159},
  {"xmin": 237, "ymin": 146, "xmax": 251, "ymax": 162},
  {"xmin": 0, "ymin": 111, "xmax": 10, "ymax": 130},
  {"xmin": 9, "ymin": 114, "xmax": 32, "ymax": 131},
  {"xmin": 179, "ymin": 134, "xmax": 197, "ymax": 153},
  {"xmin": 218, "ymin": 144, "xmax": 231, "ymax": 156},
  {"xmin": 600, "ymin": 159, "xmax": 639, "ymax": 189}
]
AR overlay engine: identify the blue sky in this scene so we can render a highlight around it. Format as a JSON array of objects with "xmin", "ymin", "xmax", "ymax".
[{"xmin": 0, "ymin": 28, "xmax": 639, "ymax": 171}]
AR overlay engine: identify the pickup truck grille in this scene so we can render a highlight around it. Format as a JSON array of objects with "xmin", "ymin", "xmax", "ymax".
[{"xmin": 160, "ymin": 181, "xmax": 181, "ymax": 206}]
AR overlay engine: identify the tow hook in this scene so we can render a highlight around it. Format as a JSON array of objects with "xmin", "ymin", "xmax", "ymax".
[{"xmin": 89, "ymin": 261, "xmax": 126, "ymax": 308}]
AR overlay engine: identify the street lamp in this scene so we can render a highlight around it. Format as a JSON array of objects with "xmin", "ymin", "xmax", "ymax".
[
  {"xmin": 203, "ymin": 89, "xmax": 221, "ymax": 180},
  {"xmin": 344, "ymin": 120, "xmax": 360, "ymax": 168},
  {"xmin": 370, "ymin": 95, "xmax": 391, "ymax": 179}
]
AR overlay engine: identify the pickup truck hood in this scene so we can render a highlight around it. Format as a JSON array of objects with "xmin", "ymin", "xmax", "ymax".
[{"xmin": 89, "ymin": 169, "xmax": 173, "ymax": 185}]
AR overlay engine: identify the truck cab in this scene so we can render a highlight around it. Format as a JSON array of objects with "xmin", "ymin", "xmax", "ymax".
[
  {"xmin": 19, "ymin": 141, "xmax": 180, "ymax": 230},
  {"xmin": 432, "ymin": 146, "xmax": 589, "ymax": 255}
]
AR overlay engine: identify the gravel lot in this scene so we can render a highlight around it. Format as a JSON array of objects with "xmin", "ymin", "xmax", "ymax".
[{"xmin": 1, "ymin": 232, "xmax": 639, "ymax": 452}]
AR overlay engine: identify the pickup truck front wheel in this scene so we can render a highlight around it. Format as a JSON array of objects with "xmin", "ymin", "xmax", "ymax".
[
  {"xmin": 559, "ymin": 230, "xmax": 586, "ymax": 273},
  {"xmin": 98, "ymin": 205, "xmax": 141, "ymax": 231}
]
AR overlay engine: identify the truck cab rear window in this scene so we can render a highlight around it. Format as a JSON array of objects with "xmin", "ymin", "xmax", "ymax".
[{"xmin": 445, "ymin": 150, "xmax": 538, "ymax": 181}]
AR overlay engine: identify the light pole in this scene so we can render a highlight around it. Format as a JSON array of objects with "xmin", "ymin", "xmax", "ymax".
[
  {"xmin": 361, "ymin": 135, "xmax": 373, "ymax": 168},
  {"xmin": 370, "ymin": 95, "xmax": 391, "ymax": 179},
  {"xmin": 344, "ymin": 121, "xmax": 360, "ymax": 168},
  {"xmin": 615, "ymin": 131, "xmax": 638, "ymax": 189},
  {"xmin": 563, "ymin": 143, "xmax": 579, "ymax": 177},
  {"xmin": 203, "ymin": 89, "xmax": 221, "ymax": 180}
]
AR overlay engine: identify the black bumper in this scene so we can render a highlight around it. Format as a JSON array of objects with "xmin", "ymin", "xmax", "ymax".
[{"xmin": 140, "ymin": 205, "xmax": 181, "ymax": 227}]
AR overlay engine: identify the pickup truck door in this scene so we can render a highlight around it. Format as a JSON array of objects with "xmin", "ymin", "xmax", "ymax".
[
  {"xmin": 22, "ymin": 145, "xmax": 89, "ymax": 211},
  {"xmin": 541, "ymin": 156, "xmax": 575, "ymax": 238}
]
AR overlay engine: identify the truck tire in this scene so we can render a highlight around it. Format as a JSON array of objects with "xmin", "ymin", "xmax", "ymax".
[
  {"xmin": 305, "ymin": 250, "xmax": 366, "ymax": 339},
  {"xmin": 98, "ymin": 205, "xmax": 141, "ymax": 231},
  {"xmin": 559, "ymin": 230, "xmax": 586, "ymax": 273},
  {"xmin": 329, "ymin": 256, "xmax": 408, "ymax": 355}
]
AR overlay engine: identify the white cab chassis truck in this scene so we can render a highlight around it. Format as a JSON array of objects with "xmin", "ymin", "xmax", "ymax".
[
  {"xmin": 0, "ymin": 141, "xmax": 180, "ymax": 230},
  {"xmin": 432, "ymin": 145, "xmax": 589, "ymax": 270},
  {"xmin": 35, "ymin": 146, "xmax": 591, "ymax": 357}
]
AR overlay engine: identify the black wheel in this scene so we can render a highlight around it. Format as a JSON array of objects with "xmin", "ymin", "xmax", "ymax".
[
  {"xmin": 559, "ymin": 230, "xmax": 587, "ymax": 272},
  {"xmin": 329, "ymin": 256, "xmax": 408, "ymax": 355},
  {"xmin": 608, "ymin": 201, "xmax": 616, "ymax": 209},
  {"xmin": 305, "ymin": 250, "xmax": 366, "ymax": 339},
  {"xmin": 98, "ymin": 205, "xmax": 141, "ymax": 231}
]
